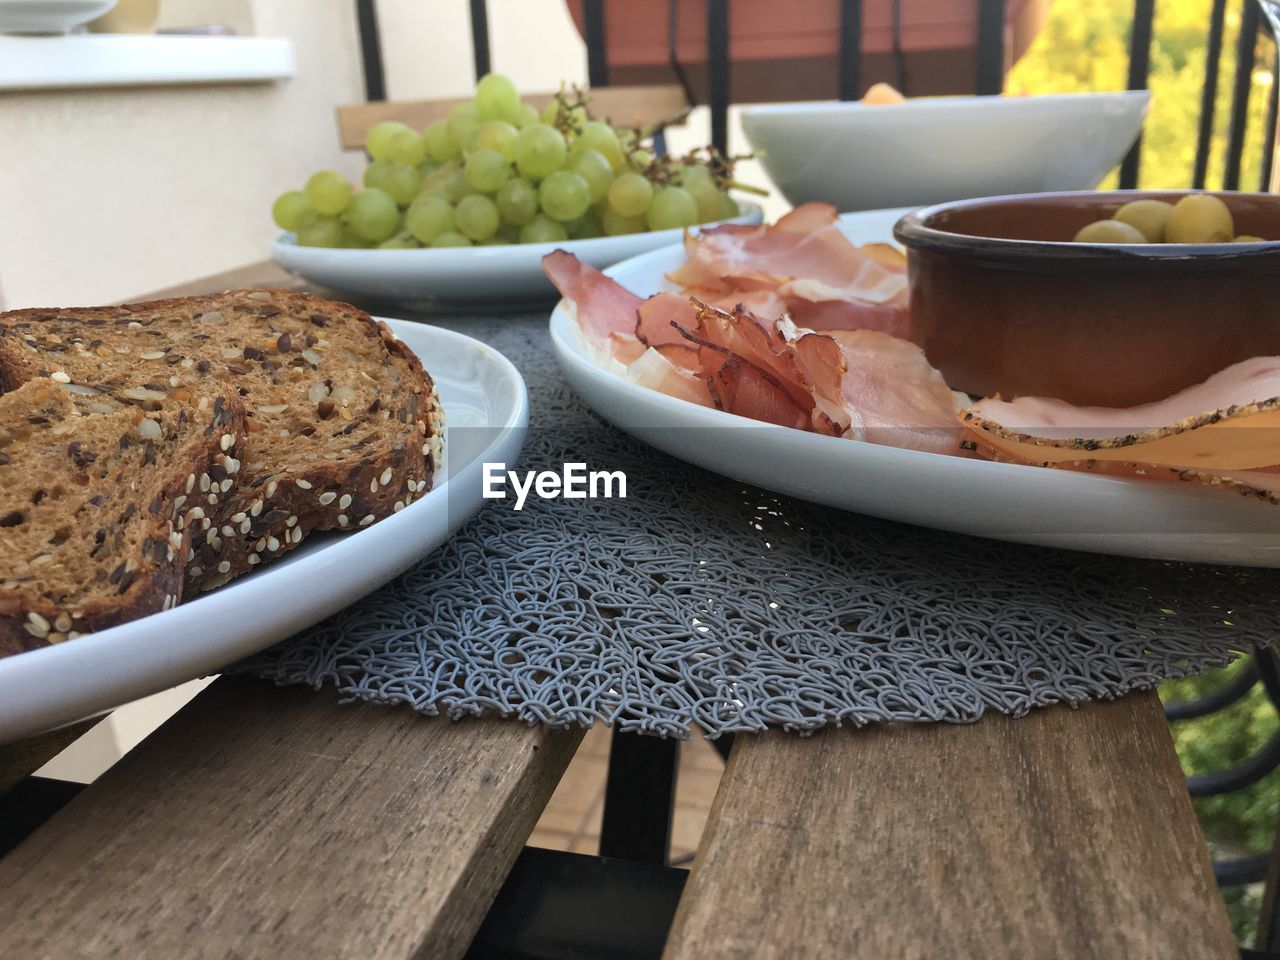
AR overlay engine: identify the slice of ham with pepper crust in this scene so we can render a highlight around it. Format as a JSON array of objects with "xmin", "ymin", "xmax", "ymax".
[{"xmin": 961, "ymin": 357, "xmax": 1280, "ymax": 471}]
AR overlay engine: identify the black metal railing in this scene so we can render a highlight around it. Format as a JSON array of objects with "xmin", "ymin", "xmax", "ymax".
[
  {"xmin": 975, "ymin": 0, "xmax": 1006, "ymax": 96},
  {"xmin": 1165, "ymin": 648, "xmax": 1280, "ymax": 950},
  {"xmin": 356, "ymin": 0, "xmax": 1276, "ymax": 190},
  {"xmin": 1196, "ymin": 0, "xmax": 1231, "ymax": 188},
  {"xmin": 355, "ymin": 0, "xmax": 384, "ymax": 102},
  {"xmin": 1120, "ymin": 0, "xmax": 1156, "ymax": 188},
  {"xmin": 470, "ymin": 0, "xmax": 492, "ymax": 81}
]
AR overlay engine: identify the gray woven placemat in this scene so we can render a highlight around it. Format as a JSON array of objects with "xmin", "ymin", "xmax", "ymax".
[{"xmin": 237, "ymin": 313, "xmax": 1280, "ymax": 737}]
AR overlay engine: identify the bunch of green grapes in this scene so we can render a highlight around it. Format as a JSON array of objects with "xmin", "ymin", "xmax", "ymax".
[{"xmin": 272, "ymin": 74, "xmax": 749, "ymax": 249}]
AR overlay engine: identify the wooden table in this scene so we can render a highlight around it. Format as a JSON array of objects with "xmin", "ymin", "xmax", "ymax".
[{"xmin": 0, "ymin": 265, "xmax": 1238, "ymax": 959}]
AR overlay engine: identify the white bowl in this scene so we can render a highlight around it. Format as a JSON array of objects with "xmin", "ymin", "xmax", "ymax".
[
  {"xmin": 740, "ymin": 92, "xmax": 1151, "ymax": 212},
  {"xmin": 0, "ymin": 0, "xmax": 117, "ymax": 34}
]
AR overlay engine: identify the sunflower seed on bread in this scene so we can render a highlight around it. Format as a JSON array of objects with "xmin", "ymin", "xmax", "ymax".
[{"xmin": 0, "ymin": 378, "xmax": 248, "ymax": 656}]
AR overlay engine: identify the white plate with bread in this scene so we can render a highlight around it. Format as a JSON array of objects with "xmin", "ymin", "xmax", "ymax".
[
  {"xmin": 270, "ymin": 202, "xmax": 763, "ymax": 308},
  {"xmin": 0, "ymin": 291, "xmax": 527, "ymax": 742}
]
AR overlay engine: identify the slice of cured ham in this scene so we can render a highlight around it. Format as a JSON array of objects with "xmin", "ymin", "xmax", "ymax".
[
  {"xmin": 961, "ymin": 357, "xmax": 1280, "ymax": 471},
  {"xmin": 635, "ymin": 292, "xmax": 699, "ymax": 349},
  {"xmin": 784, "ymin": 298, "xmax": 912, "ymax": 340},
  {"xmin": 543, "ymin": 249, "xmax": 643, "ymax": 353},
  {"xmin": 684, "ymin": 302, "xmax": 966, "ymax": 454},
  {"xmin": 706, "ymin": 355, "xmax": 813, "ymax": 429},
  {"xmin": 545, "ymin": 249, "xmax": 966, "ymax": 456},
  {"xmin": 786, "ymin": 323, "xmax": 968, "ymax": 455},
  {"xmin": 635, "ymin": 289, "xmax": 788, "ymax": 350},
  {"xmin": 667, "ymin": 202, "xmax": 911, "ymax": 338},
  {"xmin": 627, "ymin": 347, "xmax": 714, "ymax": 407},
  {"xmin": 669, "ymin": 203, "xmax": 856, "ymax": 291},
  {"xmin": 679, "ymin": 302, "xmax": 818, "ymax": 422}
]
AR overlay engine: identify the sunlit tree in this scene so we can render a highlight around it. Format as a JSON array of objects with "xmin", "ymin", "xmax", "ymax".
[{"xmin": 1006, "ymin": 0, "xmax": 1274, "ymax": 191}]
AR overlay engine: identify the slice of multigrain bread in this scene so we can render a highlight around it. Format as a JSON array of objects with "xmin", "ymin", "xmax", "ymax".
[
  {"xmin": 0, "ymin": 378, "xmax": 247, "ymax": 656},
  {"xmin": 0, "ymin": 290, "xmax": 444, "ymax": 592}
]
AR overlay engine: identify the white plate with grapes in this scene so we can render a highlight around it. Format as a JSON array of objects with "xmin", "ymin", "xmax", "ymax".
[
  {"xmin": 269, "ymin": 72, "xmax": 763, "ymax": 309},
  {"xmin": 271, "ymin": 200, "xmax": 760, "ymax": 309}
]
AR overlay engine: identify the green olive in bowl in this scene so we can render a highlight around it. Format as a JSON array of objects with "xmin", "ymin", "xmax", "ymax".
[
  {"xmin": 1073, "ymin": 219, "xmax": 1147, "ymax": 243},
  {"xmin": 1165, "ymin": 193, "xmax": 1235, "ymax": 243},
  {"xmin": 1112, "ymin": 198, "xmax": 1174, "ymax": 242}
]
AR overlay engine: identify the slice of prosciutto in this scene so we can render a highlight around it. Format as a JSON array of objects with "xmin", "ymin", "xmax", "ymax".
[
  {"xmin": 635, "ymin": 292, "xmax": 700, "ymax": 350},
  {"xmin": 543, "ymin": 249, "xmax": 644, "ymax": 362},
  {"xmin": 667, "ymin": 202, "xmax": 911, "ymax": 338},
  {"xmin": 635, "ymin": 289, "xmax": 788, "ymax": 350},
  {"xmin": 786, "ymin": 323, "xmax": 968, "ymax": 455},
  {"xmin": 706, "ymin": 355, "xmax": 813, "ymax": 429},
  {"xmin": 784, "ymin": 298, "xmax": 912, "ymax": 340},
  {"xmin": 627, "ymin": 347, "xmax": 714, "ymax": 407},
  {"xmin": 961, "ymin": 356, "xmax": 1280, "ymax": 471},
  {"xmin": 677, "ymin": 302, "xmax": 834, "ymax": 434},
  {"xmin": 546, "ymin": 249, "xmax": 968, "ymax": 458},
  {"xmin": 683, "ymin": 301, "xmax": 967, "ymax": 455}
]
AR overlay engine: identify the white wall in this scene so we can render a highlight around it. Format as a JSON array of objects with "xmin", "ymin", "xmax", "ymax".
[
  {"xmin": 0, "ymin": 0, "xmax": 782, "ymax": 310},
  {"xmin": 0, "ymin": 0, "xmax": 366, "ymax": 309},
  {"xmin": 378, "ymin": 0, "xmax": 588, "ymax": 101}
]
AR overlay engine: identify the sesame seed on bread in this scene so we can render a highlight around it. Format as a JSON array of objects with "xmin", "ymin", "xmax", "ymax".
[
  {"xmin": 0, "ymin": 378, "xmax": 247, "ymax": 656},
  {"xmin": 0, "ymin": 289, "xmax": 443, "ymax": 606}
]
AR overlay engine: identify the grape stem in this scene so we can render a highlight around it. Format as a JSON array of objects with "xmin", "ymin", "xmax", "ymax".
[
  {"xmin": 548, "ymin": 83, "xmax": 591, "ymax": 136},
  {"xmin": 551, "ymin": 85, "xmax": 762, "ymax": 198},
  {"xmin": 634, "ymin": 144, "xmax": 765, "ymax": 197}
]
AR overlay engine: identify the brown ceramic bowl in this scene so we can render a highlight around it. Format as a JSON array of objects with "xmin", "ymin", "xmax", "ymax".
[{"xmin": 893, "ymin": 191, "xmax": 1280, "ymax": 407}]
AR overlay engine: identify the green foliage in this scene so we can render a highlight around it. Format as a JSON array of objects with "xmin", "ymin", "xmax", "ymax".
[
  {"xmin": 1007, "ymin": 0, "xmax": 1275, "ymax": 191},
  {"xmin": 1160, "ymin": 662, "xmax": 1279, "ymax": 942}
]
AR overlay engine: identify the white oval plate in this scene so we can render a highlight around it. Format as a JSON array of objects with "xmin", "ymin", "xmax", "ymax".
[
  {"xmin": 550, "ymin": 208, "xmax": 1280, "ymax": 568},
  {"xmin": 271, "ymin": 202, "xmax": 763, "ymax": 309},
  {"xmin": 0, "ymin": 320, "xmax": 528, "ymax": 744}
]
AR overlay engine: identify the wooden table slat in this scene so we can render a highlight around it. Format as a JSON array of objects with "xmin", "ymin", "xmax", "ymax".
[
  {"xmin": 0, "ymin": 676, "xmax": 582, "ymax": 960},
  {"xmin": 663, "ymin": 692, "xmax": 1236, "ymax": 960}
]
